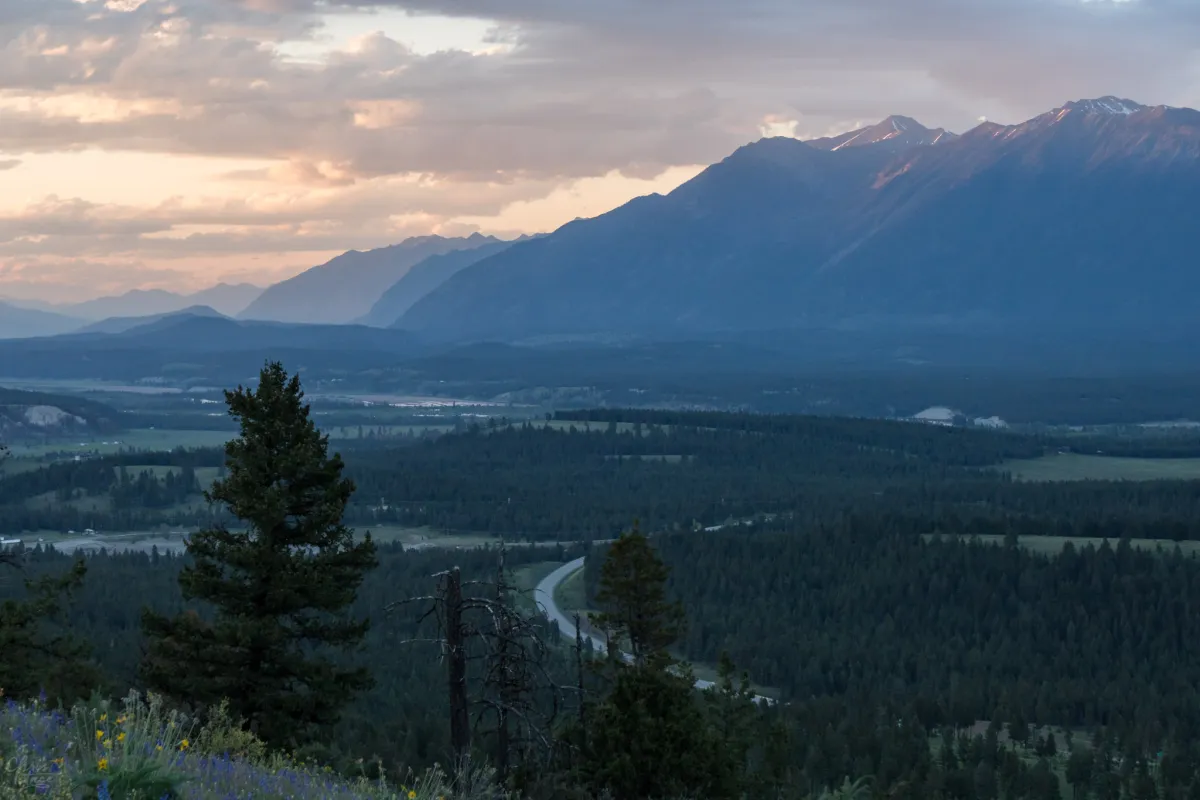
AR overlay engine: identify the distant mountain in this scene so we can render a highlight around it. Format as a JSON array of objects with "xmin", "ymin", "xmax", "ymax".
[
  {"xmin": 76, "ymin": 305, "xmax": 226, "ymax": 335},
  {"xmin": 359, "ymin": 239, "xmax": 519, "ymax": 327},
  {"xmin": 63, "ymin": 283, "xmax": 262, "ymax": 320},
  {"xmin": 0, "ymin": 302, "xmax": 84, "ymax": 340},
  {"xmin": 240, "ymin": 234, "xmax": 501, "ymax": 324},
  {"xmin": 399, "ymin": 97, "xmax": 1200, "ymax": 351}
]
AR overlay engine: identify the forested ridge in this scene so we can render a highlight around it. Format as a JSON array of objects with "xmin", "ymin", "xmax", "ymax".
[
  {"xmin": 583, "ymin": 522, "xmax": 1200, "ymax": 746},
  {"xmin": 9, "ymin": 409, "xmax": 1200, "ymax": 541}
]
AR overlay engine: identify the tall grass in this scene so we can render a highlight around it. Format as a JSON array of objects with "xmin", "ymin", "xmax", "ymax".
[{"xmin": 1, "ymin": 690, "xmax": 503, "ymax": 799}]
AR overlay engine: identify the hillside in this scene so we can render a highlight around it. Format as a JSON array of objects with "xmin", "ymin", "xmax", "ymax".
[
  {"xmin": 359, "ymin": 239, "xmax": 517, "ymax": 327},
  {"xmin": 76, "ymin": 305, "xmax": 226, "ymax": 335},
  {"xmin": 240, "ymin": 234, "xmax": 501, "ymax": 324},
  {"xmin": 0, "ymin": 301, "xmax": 84, "ymax": 340},
  {"xmin": 0, "ymin": 315, "xmax": 427, "ymax": 383},
  {"xmin": 0, "ymin": 386, "xmax": 122, "ymax": 439},
  {"xmin": 63, "ymin": 284, "xmax": 262, "ymax": 320},
  {"xmin": 399, "ymin": 97, "xmax": 1200, "ymax": 349}
]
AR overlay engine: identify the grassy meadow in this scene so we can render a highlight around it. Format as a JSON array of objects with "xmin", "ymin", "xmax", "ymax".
[{"xmin": 1002, "ymin": 452, "xmax": 1200, "ymax": 482}]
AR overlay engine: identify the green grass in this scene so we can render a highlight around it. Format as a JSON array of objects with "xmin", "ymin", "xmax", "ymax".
[
  {"xmin": 361, "ymin": 526, "xmax": 504, "ymax": 548},
  {"xmin": 1002, "ymin": 453, "xmax": 1200, "ymax": 482},
  {"xmin": 925, "ymin": 533, "xmax": 1200, "ymax": 556},
  {"xmin": 553, "ymin": 567, "xmax": 590, "ymax": 615}
]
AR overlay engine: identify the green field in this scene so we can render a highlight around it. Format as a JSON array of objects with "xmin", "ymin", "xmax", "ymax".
[
  {"xmin": 925, "ymin": 533, "xmax": 1200, "ymax": 556},
  {"xmin": 1002, "ymin": 453, "xmax": 1200, "ymax": 482},
  {"xmin": 6, "ymin": 429, "xmax": 232, "ymax": 458}
]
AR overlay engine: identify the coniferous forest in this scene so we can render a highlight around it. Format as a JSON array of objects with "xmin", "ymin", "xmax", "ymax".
[{"xmin": 5, "ymin": 366, "xmax": 1200, "ymax": 797}]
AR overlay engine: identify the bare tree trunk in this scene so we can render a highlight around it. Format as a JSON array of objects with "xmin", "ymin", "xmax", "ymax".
[
  {"xmin": 574, "ymin": 612, "xmax": 587, "ymax": 752},
  {"xmin": 445, "ymin": 567, "xmax": 471, "ymax": 761}
]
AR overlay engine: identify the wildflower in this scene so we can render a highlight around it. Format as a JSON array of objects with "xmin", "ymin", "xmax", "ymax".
[
  {"xmin": 99, "ymin": 714, "xmax": 107, "ymax": 722},
  {"xmin": 156, "ymin": 745, "xmax": 163, "ymax": 752},
  {"xmin": 97, "ymin": 757, "xmax": 109, "ymax": 771},
  {"xmin": 179, "ymin": 738, "xmax": 190, "ymax": 750},
  {"xmin": 103, "ymin": 739, "xmax": 112, "ymax": 749},
  {"xmin": 117, "ymin": 732, "xmax": 126, "ymax": 742},
  {"xmin": 96, "ymin": 730, "xmax": 105, "ymax": 741},
  {"xmin": 408, "ymin": 792, "xmax": 417, "ymax": 799}
]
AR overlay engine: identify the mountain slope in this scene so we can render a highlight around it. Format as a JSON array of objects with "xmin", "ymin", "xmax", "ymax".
[
  {"xmin": 240, "ymin": 234, "xmax": 500, "ymax": 324},
  {"xmin": 0, "ymin": 302, "xmax": 85, "ymax": 340},
  {"xmin": 0, "ymin": 387, "xmax": 123, "ymax": 438},
  {"xmin": 63, "ymin": 283, "xmax": 261, "ymax": 319},
  {"xmin": 75, "ymin": 305, "xmax": 226, "ymax": 335},
  {"xmin": 360, "ymin": 239, "xmax": 517, "ymax": 327},
  {"xmin": 400, "ymin": 98, "xmax": 1200, "ymax": 346}
]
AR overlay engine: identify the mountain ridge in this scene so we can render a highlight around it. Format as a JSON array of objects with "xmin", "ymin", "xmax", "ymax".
[
  {"xmin": 239, "ymin": 233, "xmax": 502, "ymax": 324},
  {"xmin": 398, "ymin": 96, "xmax": 1200, "ymax": 345}
]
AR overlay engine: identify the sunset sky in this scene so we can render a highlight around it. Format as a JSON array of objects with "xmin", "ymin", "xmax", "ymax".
[{"xmin": 1, "ymin": 0, "xmax": 1196, "ymax": 302}]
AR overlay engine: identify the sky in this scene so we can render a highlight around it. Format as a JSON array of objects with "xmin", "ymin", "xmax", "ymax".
[{"xmin": 1, "ymin": 0, "xmax": 1198, "ymax": 303}]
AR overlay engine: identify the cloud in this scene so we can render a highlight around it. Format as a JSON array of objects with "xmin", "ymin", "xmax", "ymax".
[
  {"xmin": 0, "ymin": 159, "xmax": 20, "ymax": 171},
  {"xmin": 7, "ymin": 0, "xmax": 1200, "ymax": 298}
]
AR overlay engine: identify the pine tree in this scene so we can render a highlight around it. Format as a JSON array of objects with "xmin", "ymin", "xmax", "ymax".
[
  {"xmin": 578, "ymin": 522, "xmax": 731, "ymax": 798},
  {"xmin": 141, "ymin": 361, "xmax": 378, "ymax": 749},
  {"xmin": 590, "ymin": 520, "xmax": 684, "ymax": 667},
  {"xmin": 0, "ymin": 558, "xmax": 100, "ymax": 703}
]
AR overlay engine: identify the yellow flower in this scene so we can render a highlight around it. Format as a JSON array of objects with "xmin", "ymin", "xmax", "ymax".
[
  {"xmin": 99, "ymin": 714, "xmax": 107, "ymax": 722},
  {"xmin": 116, "ymin": 716, "xmax": 127, "ymax": 725},
  {"xmin": 117, "ymin": 732, "xmax": 126, "ymax": 742},
  {"xmin": 408, "ymin": 792, "xmax": 416, "ymax": 799},
  {"xmin": 103, "ymin": 739, "xmax": 112, "ymax": 749},
  {"xmin": 97, "ymin": 757, "xmax": 109, "ymax": 772},
  {"xmin": 156, "ymin": 745, "xmax": 163, "ymax": 752},
  {"xmin": 179, "ymin": 739, "xmax": 190, "ymax": 751},
  {"xmin": 95, "ymin": 730, "xmax": 104, "ymax": 741}
]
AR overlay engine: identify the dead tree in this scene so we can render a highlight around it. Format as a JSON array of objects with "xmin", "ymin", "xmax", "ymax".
[
  {"xmin": 445, "ymin": 567, "xmax": 472, "ymax": 761},
  {"xmin": 391, "ymin": 548, "xmax": 568, "ymax": 781}
]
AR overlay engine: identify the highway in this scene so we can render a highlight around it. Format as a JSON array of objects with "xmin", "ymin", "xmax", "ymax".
[{"xmin": 534, "ymin": 556, "xmax": 775, "ymax": 704}]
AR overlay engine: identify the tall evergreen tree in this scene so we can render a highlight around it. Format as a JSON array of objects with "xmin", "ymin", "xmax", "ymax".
[
  {"xmin": 0, "ymin": 557, "xmax": 100, "ymax": 703},
  {"xmin": 141, "ymin": 361, "xmax": 378, "ymax": 749},
  {"xmin": 590, "ymin": 521, "xmax": 684, "ymax": 667},
  {"xmin": 578, "ymin": 522, "xmax": 734, "ymax": 798}
]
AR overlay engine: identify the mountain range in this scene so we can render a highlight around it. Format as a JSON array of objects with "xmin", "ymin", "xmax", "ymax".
[
  {"xmin": 397, "ymin": 96, "xmax": 1200, "ymax": 345},
  {"xmin": 65, "ymin": 283, "xmax": 263, "ymax": 320},
  {"xmin": 239, "ymin": 233, "xmax": 502, "ymax": 324}
]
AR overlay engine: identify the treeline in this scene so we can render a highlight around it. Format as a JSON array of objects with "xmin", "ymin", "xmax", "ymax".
[{"xmin": 9, "ymin": 410, "xmax": 1200, "ymax": 542}]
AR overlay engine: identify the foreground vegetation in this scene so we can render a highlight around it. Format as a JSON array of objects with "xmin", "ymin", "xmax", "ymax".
[
  {"xmin": 0, "ymin": 691, "xmax": 491, "ymax": 799},
  {"xmin": 7, "ymin": 364, "xmax": 1200, "ymax": 796}
]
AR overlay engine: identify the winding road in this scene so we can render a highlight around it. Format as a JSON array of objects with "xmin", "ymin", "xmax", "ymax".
[{"xmin": 534, "ymin": 556, "xmax": 775, "ymax": 704}]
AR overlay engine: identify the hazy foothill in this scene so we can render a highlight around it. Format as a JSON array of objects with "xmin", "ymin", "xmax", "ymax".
[{"xmin": 5, "ymin": 24, "xmax": 1200, "ymax": 796}]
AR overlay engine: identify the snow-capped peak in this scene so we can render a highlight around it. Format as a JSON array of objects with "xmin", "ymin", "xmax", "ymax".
[
  {"xmin": 810, "ymin": 115, "xmax": 955, "ymax": 153},
  {"xmin": 1062, "ymin": 96, "xmax": 1147, "ymax": 116}
]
